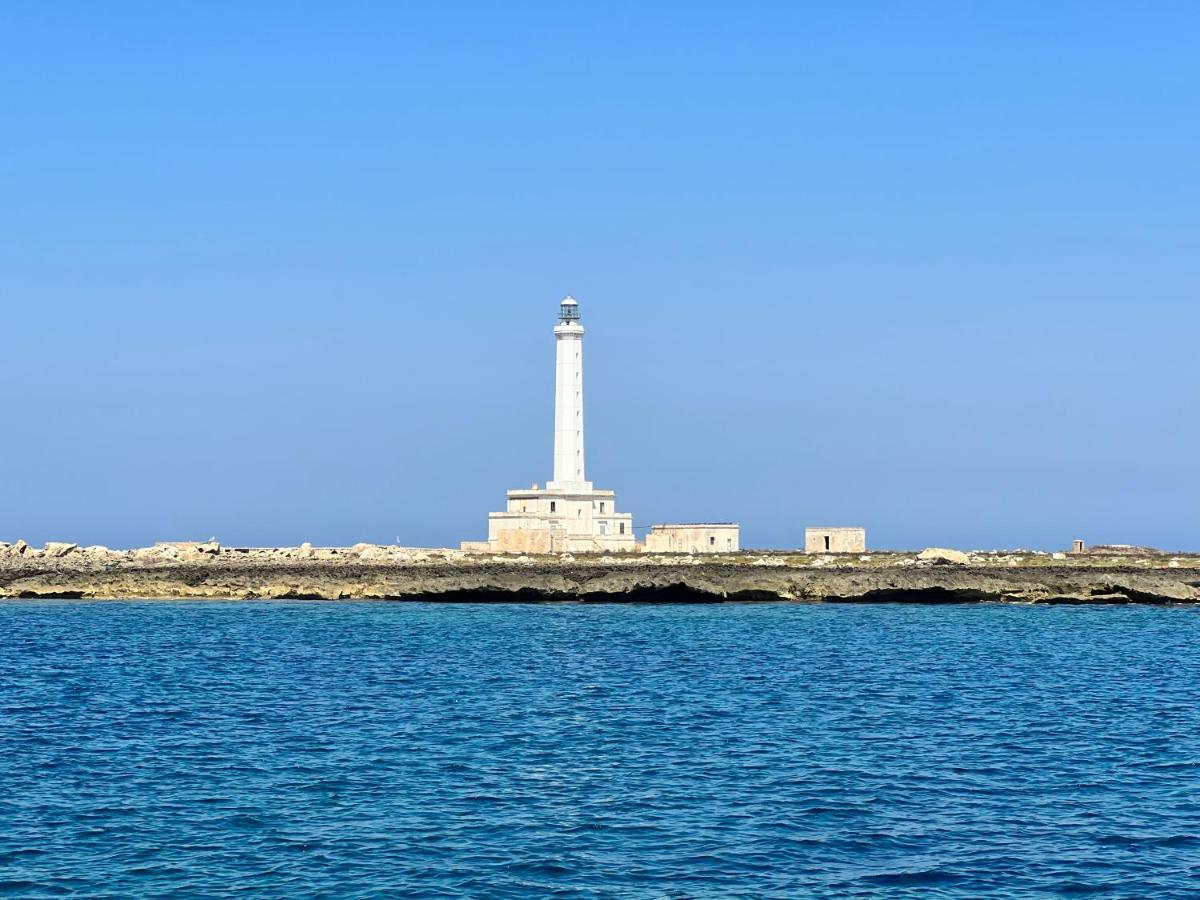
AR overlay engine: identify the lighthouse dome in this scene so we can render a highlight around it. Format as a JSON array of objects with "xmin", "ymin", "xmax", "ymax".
[{"xmin": 559, "ymin": 295, "xmax": 581, "ymax": 321}]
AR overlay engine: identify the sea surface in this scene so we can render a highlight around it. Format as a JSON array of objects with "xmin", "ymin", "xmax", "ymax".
[{"xmin": 1, "ymin": 600, "xmax": 1199, "ymax": 898}]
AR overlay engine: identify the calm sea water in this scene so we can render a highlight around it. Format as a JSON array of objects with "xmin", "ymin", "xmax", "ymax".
[{"xmin": 1, "ymin": 600, "xmax": 1198, "ymax": 898}]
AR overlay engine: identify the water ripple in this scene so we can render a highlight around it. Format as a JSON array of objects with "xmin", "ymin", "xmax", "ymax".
[{"xmin": 0, "ymin": 600, "xmax": 1198, "ymax": 896}]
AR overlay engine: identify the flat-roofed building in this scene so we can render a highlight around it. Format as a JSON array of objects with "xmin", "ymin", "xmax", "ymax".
[{"xmin": 644, "ymin": 523, "xmax": 740, "ymax": 554}]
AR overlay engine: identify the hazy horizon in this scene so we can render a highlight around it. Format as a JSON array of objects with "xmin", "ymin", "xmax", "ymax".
[{"xmin": 3, "ymin": 3, "xmax": 1196, "ymax": 552}]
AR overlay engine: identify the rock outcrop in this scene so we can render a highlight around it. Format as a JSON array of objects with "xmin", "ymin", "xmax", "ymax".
[
  {"xmin": 0, "ymin": 545, "xmax": 1196, "ymax": 604},
  {"xmin": 917, "ymin": 547, "xmax": 971, "ymax": 566}
]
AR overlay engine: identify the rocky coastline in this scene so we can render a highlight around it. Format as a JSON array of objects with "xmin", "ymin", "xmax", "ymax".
[{"xmin": 1, "ymin": 542, "xmax": 1198, "ymax": 604}]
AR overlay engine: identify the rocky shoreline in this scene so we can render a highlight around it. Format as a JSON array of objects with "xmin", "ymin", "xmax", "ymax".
[{"xmin": 1, "ymin": 542, "xmax": 1198, "ymax": 604}]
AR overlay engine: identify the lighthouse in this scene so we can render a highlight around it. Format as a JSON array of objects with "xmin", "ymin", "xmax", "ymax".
[
  {"xmin": 550, "ymin": 296, "xmax": 587, "ymax": 489},
  {"xmin": 463, "ymin": 296, "xmax": 636, "ymax": 554}
]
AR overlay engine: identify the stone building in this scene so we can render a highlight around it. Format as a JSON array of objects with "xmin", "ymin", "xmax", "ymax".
[
  {"xmin": 644, "ymin": 524, "xmax": 740, "ymax": 554},
  {"xmin": 463, "ymin": 297, "xmax": 637, "ymax": 554},
  {"xmin": 805, "ymin": 527, "xmax": 866, "ymax": 554}
]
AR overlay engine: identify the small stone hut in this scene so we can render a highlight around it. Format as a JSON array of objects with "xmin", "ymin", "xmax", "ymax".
[{"xmin": 805, "ymin": 527, "xmax": 866, "ymax": 554}]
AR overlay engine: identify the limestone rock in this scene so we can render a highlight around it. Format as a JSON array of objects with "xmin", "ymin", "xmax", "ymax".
[
  {"xmin": 917, "ymin": 548, "xmax": 971, "ymax": 566},
  {"xmin": 174, "ymin": 541, "xmax": 220, "ymax": 560},
  {"xmin": 9, "ymin": 540, "xmax": 29, "ymax": 556},
  {"xmin": 44, "ymin": 542, "xmax": 78, "ymax": 558},
  {"xmin": 353, "ymin": 544, "xmax": 393, "ymax": 562},
  {"xmin": 133, "ymin": 545, "xmax": 178, "ymax": 561},
  {"xmin": 2, "ymin": 548, "xmax": 1198, "ymax": 604}
]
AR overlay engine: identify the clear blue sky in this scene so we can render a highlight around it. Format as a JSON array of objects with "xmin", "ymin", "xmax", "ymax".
[{"xmin": 2, "ymin": 2, "xmax": 1196, "ymax": 551}]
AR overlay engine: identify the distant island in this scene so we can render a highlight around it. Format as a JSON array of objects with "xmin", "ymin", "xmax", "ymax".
[
  {"xmin": 2, "ymin": 540, "xmax": 1196, "ymax": 604},
  {"xmin": 9, "ymin": 297, "xmax": 1184, "ymax": 608}
]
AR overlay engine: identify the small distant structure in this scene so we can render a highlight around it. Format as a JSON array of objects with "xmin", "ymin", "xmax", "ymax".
[
  {"xmin": 1071, "ymin": 539, "xmax": 1086, "ymax": 554},
  {"xmin": 805, "ymin": 527, "xmax": 866, "ymax": 554},
  {"xmin": 644, "ymin": 524, "xmax": 740, "ymax": 554}
]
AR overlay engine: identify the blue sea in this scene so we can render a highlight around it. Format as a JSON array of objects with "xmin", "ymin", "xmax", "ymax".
[{"xmin": 1, "ymin": 600, "xmax": 1199, "ymax": 897}]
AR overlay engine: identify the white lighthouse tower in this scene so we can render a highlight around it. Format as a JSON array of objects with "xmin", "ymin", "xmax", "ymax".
[
  {"xmin": 464, "ymin": 296, "xmax": 636, "ymax": 554},
  {"xmin": 550, "ymin": 296, "xmax": 588, "ymax": 490}
]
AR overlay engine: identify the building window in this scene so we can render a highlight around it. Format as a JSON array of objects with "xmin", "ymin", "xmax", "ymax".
[
  {"xmin": 710, "ymin": 536, "xmax": 716, "ymax": 546},
  {"xmin": 599, "ymin": 522, "xmax": 607, "ymax": 535},
  {"xmin": 824, "ymin": 535, "xmax": 831, "ymax": 551},
  {"xmin": 550, "ymin": 502, "xmax": 556, "ymax": 512},
  {"xmin": 620, "ymin": 523, "xmax": 625, "ymax": 535},
  {"xmin": 600, "ymin": 502, "xmax": 606, "ymax": 513}
]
